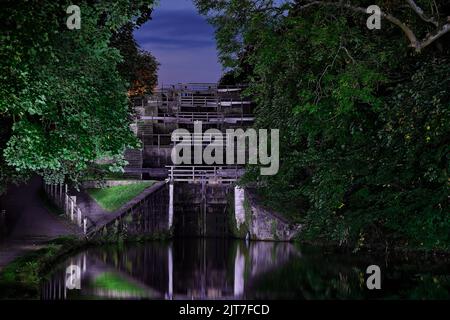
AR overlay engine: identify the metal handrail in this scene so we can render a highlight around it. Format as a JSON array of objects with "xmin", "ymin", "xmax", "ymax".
[{"xmin": 165, "ymin": 165, "xmax": 243, "ymax": 183}]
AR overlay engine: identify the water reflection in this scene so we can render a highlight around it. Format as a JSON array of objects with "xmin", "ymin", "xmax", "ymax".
[{"xmin": 41, "ymin": 239, "xmax": 449, "ymax": 300}]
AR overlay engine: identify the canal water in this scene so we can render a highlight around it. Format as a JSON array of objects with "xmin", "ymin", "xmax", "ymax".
[{"xmin": 41, "ymin": 239, "xmax": 449, "ymax": 300}]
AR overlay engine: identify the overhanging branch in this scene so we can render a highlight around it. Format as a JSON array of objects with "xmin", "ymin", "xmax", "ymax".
[
  {"xmin": 420, "ymin": 22, "xmax": 450, "ymax": 48},
  {"xmin": 296, "ymin": 1, "xmax": 450, "ymax": 52},
  {"xmin": 405, "ymin": 0, "xmax": 439, "ymax": 26}
]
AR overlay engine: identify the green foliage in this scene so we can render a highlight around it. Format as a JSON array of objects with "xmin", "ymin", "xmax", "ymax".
[
  {"xmin": 87, "ymin": 181, "xmax": 155, "ymax": 212},
  {"xmin": 111, "ymin": 22, "xmax": 159, "ymax": 96},
  {"xmin": 82, "ymin": 163, "xmax": 128, "ymax": 181},
  {"xmin": 199, "ymin": 1, "xmax": 450, "ymax": 249},
  {"xmin": 0, "ymin": 0, "xmax": 155, "ymax": 191},
  {"xmin": 0, "ymin": 236, "xmax": 80, "ymax": 299}
]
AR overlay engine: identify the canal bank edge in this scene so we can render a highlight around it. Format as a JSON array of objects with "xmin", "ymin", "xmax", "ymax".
[
  {"xmin": 0, "ymin": 233, "xmax": 174, "ymax": 300},
  {"xmin": 0, "ymin": 236, "xmax": 86, "ymax": 299}
]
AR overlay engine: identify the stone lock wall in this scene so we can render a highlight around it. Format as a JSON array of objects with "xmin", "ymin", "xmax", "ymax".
[
  {"xmin": 231, "ymin": 187, "xmax": 302, "ymax": 241},
  {"xmin": 92, "ymin": 181, "xmax": 171, "ymax": 240}
]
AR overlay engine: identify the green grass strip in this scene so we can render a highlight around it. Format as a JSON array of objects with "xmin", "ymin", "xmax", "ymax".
[{"xmin": 87, "ymin": 181, "xmax": 155, "ymax": 212}]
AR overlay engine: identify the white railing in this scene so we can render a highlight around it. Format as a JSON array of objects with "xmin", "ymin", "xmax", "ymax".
[
  {"xmin": 140, "ymin": 133, "xmax": 228, "ymax": 147},
  {"xmin": 176, "ymin": 112, "xmax": 222, "ymax": 122},
  {"xmin": 171, "ymin": 132, "xmax": 229, "ymax": 147},
  {"xmin": 173, "ymin": 83, "xmax": 218, "ymax": 91},
  {"xmin": 44, "ymin": 183, "xmax": 95, "ymax": 235},
  {"xmin": 141, "ymin": 112, "xmax": 254, "ymax": 124},
  {"xmin": 179, "ymin": 96, "xmax": 218, "ymax": 107},
  {"xmin": 166, "ymin": 165, "xmax": 243, "ymax": 183}
]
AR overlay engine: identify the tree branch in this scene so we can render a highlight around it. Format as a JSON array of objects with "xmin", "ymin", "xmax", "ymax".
[
  {"xmin": 405, "ymin": 0, "xmax": 438, "ymax": 27},
  {"xmin": 419, "ymin": 22, "xmax": 450, "ymax": 49},
  {"xmin": 296, "ymin": 1, "xmax": 450, "ymax": 52}
]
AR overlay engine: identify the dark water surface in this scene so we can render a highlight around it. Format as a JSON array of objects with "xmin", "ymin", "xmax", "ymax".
[{"xmin": 41, "ymin": 239, "xmax": 449, "ymax": 300}]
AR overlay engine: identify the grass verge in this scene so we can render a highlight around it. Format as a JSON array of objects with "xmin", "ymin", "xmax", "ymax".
[{"xmin": 86, "ymin": 181, "xmax": 155, "ymax": 212}]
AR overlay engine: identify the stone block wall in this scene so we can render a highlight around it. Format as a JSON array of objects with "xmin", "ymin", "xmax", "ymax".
[
  {"xmin": 144, "ymin": 147, "xmax": 172, "ymax": 167},
  {"xmin": 231, "ymin": 188, "xmax": 302, "ymax": 241},
  {"xmin": 92, "ymin": 181, "xmax": 170, "ymax": 240},
  {"xmin": 123, "ymin": 149, "xmax": 143, "ymax": 179}
]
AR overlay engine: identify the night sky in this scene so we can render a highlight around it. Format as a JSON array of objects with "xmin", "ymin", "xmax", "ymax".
[{"xmin": 134, "ymin": 0, "xmax": 222, "ymax": 87}]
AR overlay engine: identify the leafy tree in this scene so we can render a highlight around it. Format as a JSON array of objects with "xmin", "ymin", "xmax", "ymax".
[
  {"xmin": 111, "ymin": 23, "xmax": 159, "ymax": 97},
  {"xmin": 0, "ymin": 0, "xmax": 156, "ymax": 193},
  {"xmin": 197, "ymin": 0, "xmax": 450, "ymax": 249}
]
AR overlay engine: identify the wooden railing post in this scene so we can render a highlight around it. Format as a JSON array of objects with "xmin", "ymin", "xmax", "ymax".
[
  {"xmin": 65, "ymin": 193, "xmax": 69, "ymax": 215},
  {"xmin": 77, "ymin": 208, "xmax": 82, "ymax": 227},
  {"xmin": 64, "ymin": 184, "xmax": 68, "ymax": 214},
  {"xmin": 71, "ymin": 197, "xmax": 76, "ymax": 221}
]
